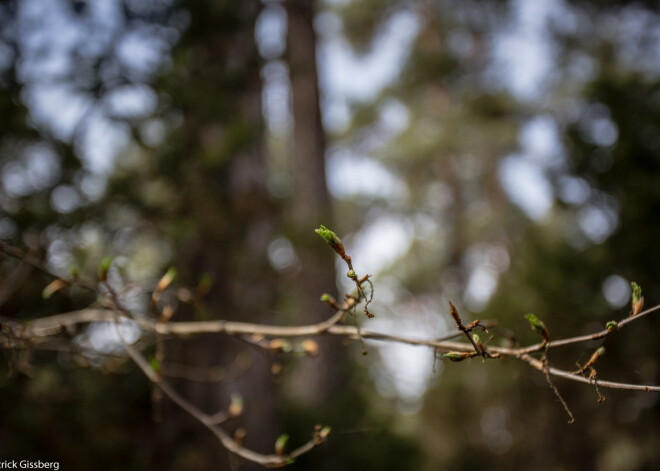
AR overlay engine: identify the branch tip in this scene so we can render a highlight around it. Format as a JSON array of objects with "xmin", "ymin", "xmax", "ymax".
[{"xmin": 315, "ymin": 225, "xmax": 346, "ymax": 259}]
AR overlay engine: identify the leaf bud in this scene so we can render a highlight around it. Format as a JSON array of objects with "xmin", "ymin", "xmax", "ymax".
[{"xmin": 315, "ymin": 225, "xmax": 346, "ymax": 258}]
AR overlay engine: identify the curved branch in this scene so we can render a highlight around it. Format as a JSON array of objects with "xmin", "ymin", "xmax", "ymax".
[
  {"xmin": 105, "ymin": 291, "xmax": 330, "ymax": 468},
  {"xmin": 7, "ymin": 302, "xmax": 660, "ymax": 394},
  {"xmin": 122, "ymin": 336, "xmax": 328, "ymax": 468}
]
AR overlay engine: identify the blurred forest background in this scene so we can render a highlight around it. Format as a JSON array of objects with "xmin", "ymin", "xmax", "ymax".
[{"xmin": 1, "ymin": 0, "xmax": 660, "ymax": 469}]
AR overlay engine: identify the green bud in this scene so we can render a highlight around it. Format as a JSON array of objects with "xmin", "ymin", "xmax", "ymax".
[
  {"xmin": 443, "ymin": 352, "xmax": 467, "ymax": 362},
  {"xmin": 319, "ymin": 426, "xmax": 331, "ymax": 439},
  {"xmin": 320, "ymin": 293, "xmax": 331, "ymax": 302},
  {"xmin": 524, "ymin": 313, "xmax": 542, "ymax": 329},
  {"xmin": 315, "ymin": 225, "xmax": 346, "ymax": 258},
  {"xmin": 347, "ymin": 270, "xmax": 357, "ymax": 280},
  {"xmin": 606, "ymin": 320, "xmax": 618, "ymax": 332},
  {"xmin": 315, "ymin": 225, "xmax": 338, "ymax": 245},
  {"xmin": 149, "ymin": 356, "xmax": 161, "ymax": 373},
  {"xmin": 595, "ymin": 346, "xmax": 606, "ymax": 356},
  {"xmin": 472, "ymin": 334, "xmax": 480, "ymax": 344},
  {"xmin": 98, "ymin": 256, "xmax": 112, "ymax": 281},
  {"xmin": 525, "ymin": 313, "xmax": 549, "ymax": 340},
  {"xmin": 274, "ymin": 434, "xmax": 289, "ymax": 455},
  {"xmin": 630, "ymin": 281, "xmax": 644, "ymax": 315},
  {"xmin": 631, "ymin": 282, "xmax": 642, "ymax": 305}
]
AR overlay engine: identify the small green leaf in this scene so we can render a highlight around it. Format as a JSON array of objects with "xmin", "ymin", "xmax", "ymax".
[
  {"xmin": 606, "ymin": 320, "xmax": 618, "ymax": 332},
  {"xmin": 315, "ymin": 225, "xmax": 346, "ymax": 258},
  {"xmin": 630, "ymin": 281, "xmax": 644, "ymax": 315},
  {"xmin": 315, "ymin": 225, "xmax": 338, "ymax": 245},
  {"xmin": 100, "ymin": 256, "xmax": 112, "ymax": 271},
  {"xmin": 149, "ymin": 356, "xmax": 161, "ymax": 373},
  {"xmin": 274, "ymin": 434, "xmax": 289, "ymax": 455},
  {"xmin": 319, "ymin": 426, "xmax": 331, "ymax": 438},
  {"xmin": 472, "ymin": 333, "xmax": 480, "ymax": 344},
  {"xmin": 443, "ymin": 352, "xmax": 467, "ymax": 362},
  {"xmin": 524, "ymin": 313, "xmax": 542, "ymax": 328},
  {"xmin": 98, "ymin": 256, "xmax": 112, "ymax": 281},
  {"xmin": 525, "ymin": 313, "xmax": 549, "ymax": 340},
  {"xmin": 631, "ymin": 282, "xmax": 642, "ymax": 305}
]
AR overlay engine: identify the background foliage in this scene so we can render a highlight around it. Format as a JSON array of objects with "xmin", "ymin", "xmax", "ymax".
[{"xmin": 1, "ymin": 0, "xmax": 659, "ymax": 470}]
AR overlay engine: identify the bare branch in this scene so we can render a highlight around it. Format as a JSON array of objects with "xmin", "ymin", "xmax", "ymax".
[
  {"xmin": 113, "ymin": 312, "xmax": 330, "ymax": 468},
  {"xmin": 6, "ymin": 301, "xmax": 660, "ymax": 394}
]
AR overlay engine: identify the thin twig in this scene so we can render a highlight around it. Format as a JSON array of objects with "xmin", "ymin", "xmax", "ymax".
[
  {"xmin": 448, "ymin": 301, "xmax": 488, "ymax": 358},
  {"xmin": 0, "ymin": 239, "xmax": 96, "ymax": 292},
  {"xmin": 541, "ymin": 346, "xmax": 574, "ymax": 423},
  {"xmin": 518, "ymin": 304, "xmax": 660, "ymax": 354}
]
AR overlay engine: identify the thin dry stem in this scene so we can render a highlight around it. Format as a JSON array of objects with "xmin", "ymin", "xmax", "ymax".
[{"xmin": 6, "ymin": 303, "xmax": 660, "ymax": 393}]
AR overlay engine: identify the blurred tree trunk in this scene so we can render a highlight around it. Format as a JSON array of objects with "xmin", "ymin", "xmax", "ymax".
[
  {"xmin": 151, "ymin": 2, "xmax": 277, "ymax": 470},
  {"xmin": 284, "ymin": 0, "xmax": 347, "ymax": 405},
  {"xmin": 286, "ymin": 0, "xmax": 329, "ymax": 225}
]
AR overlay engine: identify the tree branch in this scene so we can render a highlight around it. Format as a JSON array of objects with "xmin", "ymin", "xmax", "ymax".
[
  {"xmin": 3, "ymin": 235, "xmax": 660, "ymax": 469},
  {"xmin": 5, "ymin": 303, "xmax": 660, "ymax": 394}
]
